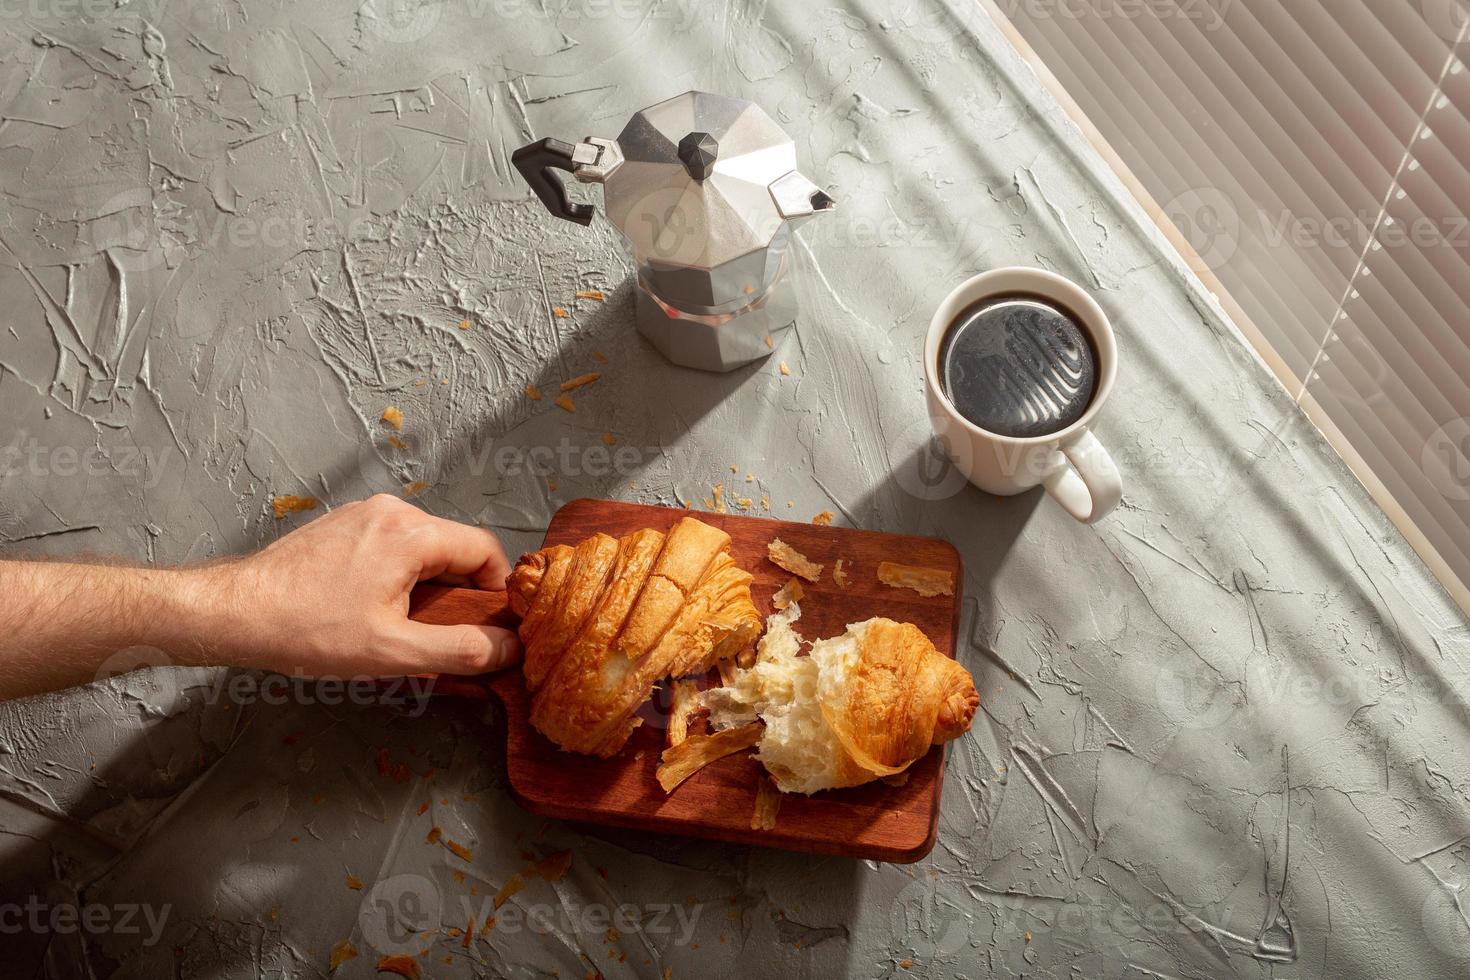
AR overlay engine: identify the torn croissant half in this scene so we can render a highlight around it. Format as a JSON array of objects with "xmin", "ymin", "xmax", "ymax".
[
  {"xmin": 506, "ymin": 517, "xmax": 762, "ymax": 757},
  {"xmin": 703, "ymin": 604, "xmax": 978, "ymax": 794}
]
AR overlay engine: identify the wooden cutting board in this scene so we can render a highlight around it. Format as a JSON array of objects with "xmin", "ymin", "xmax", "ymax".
[{"xmin": 408, "ymin": 498, "xmax": 965, "ymax": 863}]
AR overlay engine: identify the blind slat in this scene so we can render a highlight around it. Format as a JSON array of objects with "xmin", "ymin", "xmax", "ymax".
[
  {"xmin": 1001, "ymin": 0, "xmax": 1470, "ymax": 600},
  {"xmin": 1018, "ymin": 9, "xmax": 1346, "ymax": 370}
]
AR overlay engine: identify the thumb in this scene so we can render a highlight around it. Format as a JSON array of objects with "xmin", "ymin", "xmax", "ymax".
[{"xmin": 389, "ymin": 622, "xmax": 522, "ymax": 676}]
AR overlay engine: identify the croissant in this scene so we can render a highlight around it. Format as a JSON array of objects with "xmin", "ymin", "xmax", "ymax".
[
  {"xmin": 506, "ymin": 517, "xmax": 762, "ymax": 757},
  {"xmin": 703, "ymin": 604, "xmax": 978, "ymax": 793}
]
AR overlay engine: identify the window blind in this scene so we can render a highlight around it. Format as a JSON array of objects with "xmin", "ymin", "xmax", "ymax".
[{"xmin": 988, "ymin": 0, "xmax": 1470, "ymax": 612}]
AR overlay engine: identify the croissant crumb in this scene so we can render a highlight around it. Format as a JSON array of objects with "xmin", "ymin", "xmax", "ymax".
[
  {"xmin": 767, "ymin": 538, "xmax": 822, "ymax": 582},
  {"xmin": 375, "ymin": 956, "xmax": 421, "ymax": 980},
  {"xmin": 560, "ymin": 372, "xmax": 601, "ymax": 392},
  {"xmin": 494, "ymin": 873, "xmax": 524, "ymax": 909},
  {"xmin": 751, "ymin": 774, "xmax": 781, "ymax": 830},
  {"xmin": 656, "ymin": 723, "xmax": 762, "ymax": 793},
  {"xmin": 667, "ymin": 678, "xmax": 703, "ymax": 748},
  {"xmin": 272, "ymin": 495, "xmax": 319, "ymax": 519},
  {"xmin": 877, "ymin": 561, "xmax": 954, "ymax": 597},
  {"xmin": 328, "ymin": 939, "xmax": 357, "ymax": 969},
  {"xmin": 771, "ymin": 577, "xmax": 805, "ymax": 611},
  {"xmin": 534, "ymin": 850, "xmax": 573, "ymax": 882}
]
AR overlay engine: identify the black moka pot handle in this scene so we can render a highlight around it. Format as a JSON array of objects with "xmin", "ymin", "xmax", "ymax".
[{"xmin": 512, "ymin": 138, "xmax": 594, "ymax": 226}]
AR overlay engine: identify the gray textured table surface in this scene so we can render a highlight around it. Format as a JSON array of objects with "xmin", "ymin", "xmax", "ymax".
[{"xmin": 3, "ymin": 2, "xmax": 1468, "ymax": 978}]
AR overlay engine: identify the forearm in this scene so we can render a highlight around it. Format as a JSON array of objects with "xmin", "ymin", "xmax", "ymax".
[
  {"xmin": 0, "ymin": 496, "xmax": 519, "ymax": 700},
  {"xmin": 0, "ymin": 559, "xmax": 241, "ymax": 700}
]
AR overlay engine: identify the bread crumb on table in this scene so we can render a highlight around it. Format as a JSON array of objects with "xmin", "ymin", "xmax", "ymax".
[
  {"xmin": 560, "ymin": 372, "xmax": 601, "ymax": 392},
  {"xmin": 328, "ymin": 939, "xmax": 357, "ymax": 970},
  {"xmin": 272, "ymin": 495, "xmax": 318, "ymax": 519},
  {"xmin": 535, "ymin": 849, "xmax": 573, "ymax": 882},
  {"xmin": 772, "ymin": 577, "xmax": 805, "ymax": 611},
  {"xmin": 833, "ymin": 558, "xmax": 850, "ymax": 588},
  {"xmin": 656, "ymin": 724, "xmax": 762, "ymax": 793},
  {"xmin": 877, "ymin": 561, "xmax": 955, "ymax": 597},
  {"xmin": 751, "ymin": 774, "xmax": 781, "ymax": 830},
  {"xmin": 575, "ymin": 289, "xmax": 606, "ymax": 301},
  {"xmin": 554, "ymin": 394, "xmax": 576, "ymax": 413},
  {"xmin": 526, "ymin": 383, "xmax": 542, "ymax": 401},
  {"xmin": 375, "ymin": 955, "xmax": 421, "ymax": 980},
  {"xmin": 494, "ymin": 873, "xmax": 525, "ymax": 909},
  {"xmin": 778, "ymin": 361, "xmax": 790, "ymax": 376},
  {"xmin": 811, "ymin": 510, "xmax": 834, "ymax": 526},
  {"xmin": 381, "ymin": 405, "xmax": 404, "ymax": 430},
  {"xmin": 767, "ymin": 538, "xmax": 823, "ymax": 582}
]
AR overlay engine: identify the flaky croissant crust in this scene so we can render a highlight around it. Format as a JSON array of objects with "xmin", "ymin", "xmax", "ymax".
[
  {"xmin": 507, "ymin": 517, "xmax": 761, "ymax": 757},
  {"xmin": 825, "ymin": 618, "xmax": 979, "ymax": 786}
]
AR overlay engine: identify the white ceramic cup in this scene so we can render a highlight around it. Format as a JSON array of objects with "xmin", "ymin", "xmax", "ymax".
[{"xmin": 924, "ymin": 267, "xmax": 1122, "ymax": 524}]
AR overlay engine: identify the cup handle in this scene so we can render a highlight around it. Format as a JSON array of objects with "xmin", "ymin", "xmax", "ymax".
[{"xmin": 1042, "ymin": 429, "xmax": 1122, "ymax": 524}]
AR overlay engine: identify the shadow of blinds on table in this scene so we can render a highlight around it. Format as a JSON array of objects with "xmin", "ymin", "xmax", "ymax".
[{"xmin": 991, "ymin": 0, "xmax": 1470, "ymax": 612}]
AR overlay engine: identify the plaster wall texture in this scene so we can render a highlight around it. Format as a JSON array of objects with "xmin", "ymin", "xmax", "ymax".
[{"xmin": 1, "ymin": 1, "xmax": 1467, "ymax": 978}]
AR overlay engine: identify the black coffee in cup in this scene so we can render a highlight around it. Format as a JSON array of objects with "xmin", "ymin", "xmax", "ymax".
[{"xmin": 937, "ymin": 293, "xmax": 1097, "ymax": 438}]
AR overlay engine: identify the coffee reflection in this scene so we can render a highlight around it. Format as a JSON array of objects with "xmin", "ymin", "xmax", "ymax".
[{"xmin": 937, "ymin": 293, "xmax": 1097, "ymax": 438}]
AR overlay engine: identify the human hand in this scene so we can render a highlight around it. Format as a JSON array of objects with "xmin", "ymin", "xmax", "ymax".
[{"xmin": 208, "ymin": 494, "xmax": 521, "ymax": 679}]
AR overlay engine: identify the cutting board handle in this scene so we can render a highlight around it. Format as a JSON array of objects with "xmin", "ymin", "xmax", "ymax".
[
  {"xmin": 408, "ymin": 583, "xmax": 516, "ymax": 628},
  {"xmin": 402, "ymin": 584, "xmax": 521, "ymax": 699}
]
